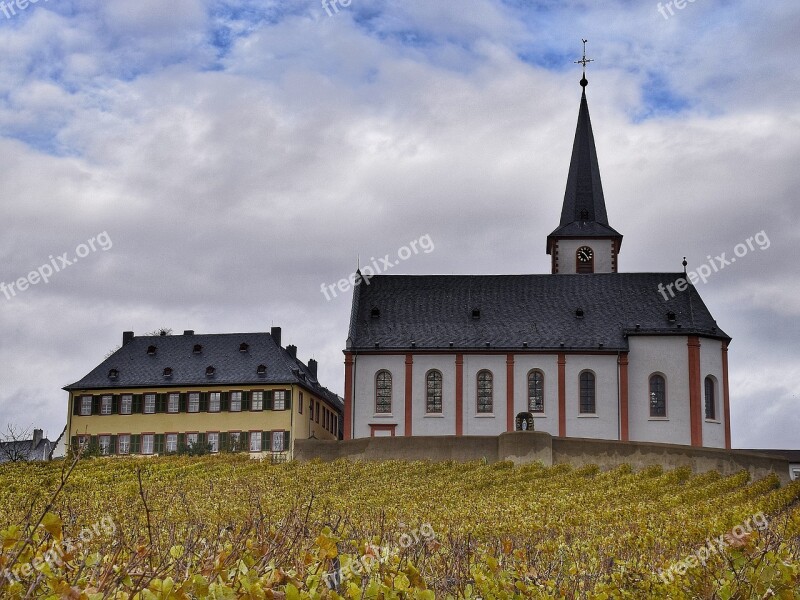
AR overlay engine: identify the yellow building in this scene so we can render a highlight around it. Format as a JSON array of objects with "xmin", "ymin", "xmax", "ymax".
[{"xmin": 65, "ymin": 327, "xmax": 342, "ymax": 459}]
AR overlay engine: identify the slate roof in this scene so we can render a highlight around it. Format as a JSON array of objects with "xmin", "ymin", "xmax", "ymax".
[
  {"xmin": 347, "ymin": 273, "xmax": 730, "ymax": 351},
  {"xmin": 0, "ymin": 435, "xmax": 53, "ymax": 463},
  {"xmin": 65, "ymin": 332, "xmax": 342, "ymax": 409},
  {"xmin": 548, "ymin": 89, "xmax": 622, "ymax": 251}
]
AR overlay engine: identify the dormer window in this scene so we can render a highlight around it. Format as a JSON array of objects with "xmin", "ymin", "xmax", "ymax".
[
  {"xmin": 163, "ymin": 367, "xmax": 173, "ymax": 378},
  {"xmin": 206, "ymin": 366, "xmax": 215, "ymax": 377},
  {"xmin": 193, "ymin": 344, "xmax": 202, "ymax": 354},
  {"xmin": 580, "ymin": 209, "xmax": 589, "ymax": 220},
  {"xmin": 147, "ymin": 345, "xmax": 157, "ymax": 355},
  {"xmin": 239, "ymin": 342, "xmax": 249, "ymax": 352},
  {"xmin": 257, "ymin": 364, "xmax": 267, "ymax": 376},
  {"xmin": 108, "ymin": 368, "xmax": 119, "ymax": 380},
  {"xmin": 667, "ymin": 311, "xmax": 676, "ymax": 322},
  {"xmin": 471, "ymin": 308, "xmax": 481, "ymax": 320},
  {"xmin": 575, "ymin": 308, "xmax": 585, "ymax": 319},
  {"xmin": 370, "ymin": 307, "xmax": 381, "ymax": 319}
]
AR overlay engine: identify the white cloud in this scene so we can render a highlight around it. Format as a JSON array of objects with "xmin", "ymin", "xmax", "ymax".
[{"xmin": 0, "ymin": 0, "xmax": 798, "ymax": 449}]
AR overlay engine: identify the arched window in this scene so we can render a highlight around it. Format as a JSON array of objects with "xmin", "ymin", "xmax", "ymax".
[
  {"xmin": 527, "ymin": 370, "xmax": 545, "ymax": 413},
  {"xmin": 426, "ymin": 370, "xmax": 443, "ymax": 414},
  {"xmin": 649, "ymin": 374, "xmax": 666, "ymax": 417},
  {"xmin": 705, "ymin": 376, "xmax": 716, "ymax": 420},
  {"xmin": 375, "ymin": 370, "xmax": 392, "ymax": 414},
  {"xmin": 579, "ymin": 371, "xmax": 595, "ymax": 414},
  {"xmin": 576, "ymin": 246, "xmax": 594, "ymax": 274},
  {"xmin": 477, "ymin": 370, "xmax": 493, "ymax": 413}
]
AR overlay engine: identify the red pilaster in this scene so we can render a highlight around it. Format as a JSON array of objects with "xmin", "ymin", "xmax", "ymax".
[
  {"xmin": 722, "ymin": 342, "xmax": 731, "ymax": 450},
  {"xmin": 618, "ymin": 352, "xmax": 629, "ymax": 441},
  {"xmin": 455, "ymin": 354, "xmax": 464, "ymax": 436},
  {"xmin": 688, "ymin": 336, "xmax": 703, "ymax": 447},
  {"xmin": 343, "ymin": 353, "xmax": 354, "ymax": 440},
  {"xmin": 506, "ymin": 353, "xmax": 515, "ymax": 432},
  {"xmin": 404, "ymin": 354, "xmax": 413, "ymax": 437},
  {"xmin": 558, "ymin": 353, "xmax": 566, "ymax": 437}
]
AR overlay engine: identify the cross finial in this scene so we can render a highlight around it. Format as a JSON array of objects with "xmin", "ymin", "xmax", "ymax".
[{"xmin": 574, "ymin": 38, "xmax": 593, "ymax": 88}]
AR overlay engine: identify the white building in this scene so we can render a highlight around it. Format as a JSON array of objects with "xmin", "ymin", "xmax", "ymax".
[{"xmin": 343, "ymin": 76, "xmax": 731, "ymax": 449}]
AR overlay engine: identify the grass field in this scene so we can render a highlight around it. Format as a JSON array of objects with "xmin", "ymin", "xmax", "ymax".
[{"xmin": 0, "ymin": 455, "xmax": 798, "ymax": 598}]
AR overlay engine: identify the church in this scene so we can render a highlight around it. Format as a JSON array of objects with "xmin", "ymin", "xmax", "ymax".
[{"xmin": 342, "ymin": 64, "xmax": 732, "ymax": 449}]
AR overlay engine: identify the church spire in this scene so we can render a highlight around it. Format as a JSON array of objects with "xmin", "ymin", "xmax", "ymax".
[
  {"xmin": 560, "ymin": 40, "xmax": 608, "ymax": 226},
  {"xmin": 546, "ymin": 40, "xmax": 622, "ymax": 274}
]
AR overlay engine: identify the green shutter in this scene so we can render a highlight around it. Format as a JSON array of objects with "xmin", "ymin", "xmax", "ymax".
[
  {"xmin": 72, "ymin": 396, "xmax": 80, "ymax": 415},
  {"xmin": 200, "ymin": 393, "xmax": 209, "ymax": 412},
  {"xmin": 179, "ymin": 394, "xmax": 187, "ymax": 413},
  {"xmin": 241, "ymin": 392, "xmax": 250, "ymax": 411},
  {"xmin": 266, "ymin": 391, "xmax": 274, "ymax": 410},
  {"xmin": 220, "ymin": 392, "xmax": 229, "ymax": 412},
  {"xmin": 130, "ymin": 435, "xmax": 141, "ymax": 454},
  {"xmin": 241, "ymin": 432, "xmax": 249, "ymax": 452},
  {"xmin": 197, "ymin": 433, "xmax": 206, "ymax": 450},
  {"xmin": 70, "ymin": 436, "xmax": 78, "ymax": 452},
  {"xmin": 178, "ymin": 433, "xmax": 186, "ymax": 450},
  {"xmin": 284, "ymin": 431, "xmax": 290, "ymax": 452},
  {"xmin": 262, "ymin": 431, "xmax": 270, "ymax": 452},
  {"xmin": 285, "ymin": 392, "xmax": 292, "ymax": 411},
  {"xmin": 111, "ymin": 395, "xmax": 119, "ymax": 414},
  {"xmin": 154, "ymin": 434, "xmax": 165, "ymax": 454},
  {"xmin": 132, "ymin": 395, "xmax": 142, "ymax": 414},
  {"xmin": 91, "ymin": 396, "xmax": 100, "ymax": 415},
  {"xmin": 109, "ymin": 435, "xmax": 117, "ymax": 455}
]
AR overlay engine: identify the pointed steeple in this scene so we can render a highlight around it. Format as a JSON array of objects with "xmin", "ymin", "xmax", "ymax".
[
  {"xmin": 546, "ymin": 40, "xmax": 622, "ymax": 273},
  {"xmin": 559, "ymin": 87, "xmax": 611, "ymax": 226}
]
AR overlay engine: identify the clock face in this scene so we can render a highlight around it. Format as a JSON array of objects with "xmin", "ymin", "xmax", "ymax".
[{"xmin": 577, "ymin": 246, "xmax": 594, "ymax": 263}]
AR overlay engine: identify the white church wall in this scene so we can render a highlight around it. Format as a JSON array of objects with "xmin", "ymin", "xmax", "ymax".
[
  {"xmin": 554, "ymin": 239, "xmax": 616, "ymax": 274},
  {"xmin": 411, "ymin": 354, "xmax": 457, "ymax": 436},
  {"xmin": 700, "ymin": 339, "xmax": 726, "ymax": 448},
  {"xmin": 463, "ymin": 354, "xmax": 507, "ymax": 436},
  {"xmin": 353, "ymin": 354, "xmax": 406, "ymax": 438},
  {"xmin": 564, "ymin": 354, "xmax": 619, "ymax": 440},
  {"xmin": 512, "ymin": 354, "xmax": 560, "ymax": 436},
  {"xmin": 627, "ymin": 336, "xmax": 691, "ymax": 446}
]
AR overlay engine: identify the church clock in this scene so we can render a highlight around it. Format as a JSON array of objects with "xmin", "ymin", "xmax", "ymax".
[{"xmin": 576, "ymin": 246, "xmax": 594, "ymax": 273}]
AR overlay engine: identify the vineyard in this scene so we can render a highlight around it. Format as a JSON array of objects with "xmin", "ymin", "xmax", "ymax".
[{"xmin": 0, "ymin": 456, "xmax": 799, "ymax": 599}]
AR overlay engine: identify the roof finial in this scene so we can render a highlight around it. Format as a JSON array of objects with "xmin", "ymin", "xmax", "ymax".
[
  {"xmin": 574, "ymin": 38, "xmax": 593, "ymax": 88},
  {"xmin": 682, "ymin": 256, "xmax": 688, "ymax": 274}
]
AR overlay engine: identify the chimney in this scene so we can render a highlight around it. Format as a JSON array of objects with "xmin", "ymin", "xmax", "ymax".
[
  {"xmin": 286, "ymin": 344, "xmax": 297, "ymax": 359},
  {"xmin": 183, "ymin": 330, "xmax": 194, "ymax": 336},
  {"xmin": 122, "ymin": 331, "xmax": 134, "ymax": 345},
  {"xmin": 270, "ymin": 327, "xmax": 281, "ymax": 347},
  {"xmin": 33, "ymin": 429, "xmax": 42, "ymax": 447},
  {"xmin": 308, "ymin": 358, "xmax": 318, "ymax": 379}
]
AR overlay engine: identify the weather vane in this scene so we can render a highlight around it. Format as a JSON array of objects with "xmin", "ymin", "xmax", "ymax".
[{"xmin": 574, "ymin": 38, "xmax": 593, "ymax": 88}]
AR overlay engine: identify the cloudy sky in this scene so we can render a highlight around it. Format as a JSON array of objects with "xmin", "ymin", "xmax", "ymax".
[{"xmin": 0, "ymin": 0, "xmax": 797, "ymax": 449}]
